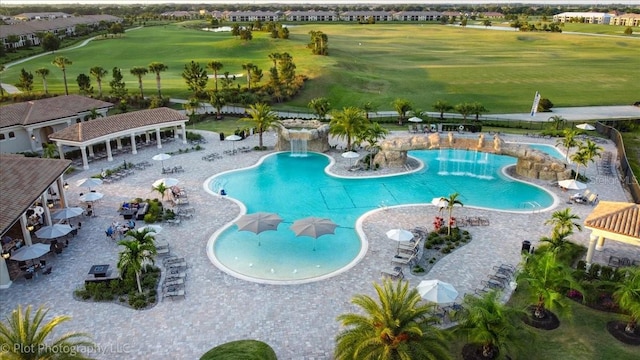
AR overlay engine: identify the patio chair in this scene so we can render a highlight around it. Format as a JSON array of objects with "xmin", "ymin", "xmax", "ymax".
[
  {"xmin": 167, "ymin": 261, "xmax": 187, "ymax": 270},
  {"xmin": 391, "ymin": 254, "xmax": 416, "ymax": 266},
  {"xmin": 163, "ymin": 289, "xmax": 185, "ymax": 301},
  {"xmin": 381, "ymin": 266, "xmax": 404, "ymax": 280},
  {"xmin": 165, "ymin": 271, "xmax": 187, "ymax": 280},
  {"xmin": 608, "ymin": 256, "xmax": 621, "ymax": 267},
  {"xmin": 164, "ymin": 256, "xmax": 185, "ymax": 264},
  {"xmin": 42, "ymin": 267, "xmax": 52, "ymax": 275},
  {"xmin": 587, "ymin": 193, "xmax": 599, "ymax": 205},
  {"xmin": 163, "ymin": 278, "xmax": 184, "ymax": 288}
]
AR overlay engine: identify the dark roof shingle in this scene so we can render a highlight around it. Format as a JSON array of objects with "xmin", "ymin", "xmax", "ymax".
[{"xmin": 0, "ymin": 95, "xmax": 113, "ymax": 128}]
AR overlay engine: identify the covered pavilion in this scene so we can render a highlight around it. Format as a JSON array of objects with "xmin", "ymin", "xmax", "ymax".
[
  {"xmin": 48, "ymin": 107, "xmax": 189, "ymax": 170},
  {"xmin": 584, "ymin": 201, "xmax": 640, "ymax": 265},
  {"xmin": 0, "ymin": 154, "xmax": 72, "ymax": 288}
]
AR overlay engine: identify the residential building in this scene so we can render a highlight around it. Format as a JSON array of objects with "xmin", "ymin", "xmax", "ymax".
[
  {"xmin": 611, "ymin": 13, "xmax": 640, "ymax": 27},
  {"xmin": 553, "ymin": 12, "xmax": 614, "ymax": 25}
]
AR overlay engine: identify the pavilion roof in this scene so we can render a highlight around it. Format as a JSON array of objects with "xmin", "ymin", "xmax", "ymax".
[{"xmin": 584, "ymin": 201, "xmax": 640, "ymax": 240}]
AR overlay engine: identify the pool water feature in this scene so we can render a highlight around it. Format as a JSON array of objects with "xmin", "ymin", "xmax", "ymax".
[{"xmin": 208, "ymin": 150, "xmax": 555, "ymax": 284}]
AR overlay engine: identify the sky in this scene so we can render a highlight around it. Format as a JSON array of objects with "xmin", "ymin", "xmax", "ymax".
[{"xmin": 1, "ymin": 1, "xmax": 639, "ymax": 5}]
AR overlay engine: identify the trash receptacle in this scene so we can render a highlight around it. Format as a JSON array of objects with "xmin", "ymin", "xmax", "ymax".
[
  {"xmin": 219, "ymin": 132, "xmax": 225, "ymax": 141},
  {"xmin": 521, "ymin": 240, "xmax": 531, "ymax": 254}
]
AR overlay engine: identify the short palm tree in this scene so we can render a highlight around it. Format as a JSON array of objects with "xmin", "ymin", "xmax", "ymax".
[
  {"xmin": 570, "ymin": 149, "xmax": 589, "ymax": 180},
  {"xmin": 148, "ymin": 62, "xmax": 168, "ymax": 97},
  {"xmin": 52, "ymin": 56, "xmax": 72, "ymax": 95},
  {"xmin": 456, "ymin": 290, "xmax": 525, "ymax": 359},
  {"xmin": 539, "ymin": 229, "xmax": 574, "ymax": 255},
  {"xmin": 125, "ymin": 227, "xmax": 156, "ymax": 246},
  {"xmin": 433, "ymin": 100, "xmax": 453, "ymax": 120},
  {"xmin": 209, "ymin": 91, "xmax": 226, "ymax": 119},
  {"xmin": 392, "ymin": 98, "xmax": 412, "ymax": 125},
  {"xmin": 548, "ymin": 115, "xmax": 566, "ymax": 130},
  {"xmin": 442, "ymin": 192, "xmax": 463, "ymax": 235},
  {"xmin": 612, "ymin": 267, "xmax": 640, "ymax": 334},
  {"xmin": 242, "ymin": 103, "xmax": 280, "ymax": 149},
  {"xmin": 580, "ymin": 139, "xmax": 603, "ymax": 169},
  {"xmin": 0, "ymin": 304, "xmax": 95, "ymax": 359},
  {"xmin": 557, "ymin": 129, "xmax": 578, "ymax": 162},
  {"xmin": 308, "ymin": 97, "xmax": 331, "ymax": 120},
  {"xmin": 544, "ymin": 208, "xmax": 582, "ymax": 235},
  {"xmin": 183, "ymin": 97, "xmax": 201, "ymax": 122},
  {"xmin": 117, "ymin": 239, "xmax": 157, "ymax": 294},
  {"xmin": 357, "ymin": 122, "xmax": 389, "ymax": 170},
  {"xmin": 329, "ymin": 107, "xmax": 369, "ymax": 151},
  {"xmin": 42, "ymin": 143, "xmax": 58, "ymax": 159},
  {"xmin": 152, "ymin": 183, "xmax": 168, "ymax": 201},
  {"xmin": 360, "ymin": 101, "xmax": 378, "ymax": 120},
  {"xmin": 335, "ymin": 279, "xmax": 450, "ymax": 360}
]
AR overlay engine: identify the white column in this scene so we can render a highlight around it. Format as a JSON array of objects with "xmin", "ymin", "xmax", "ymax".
[
  {"xmin": 595, "ymin": 235, "xmax": 605, "ymax": 251},
  {"xmin": 41, "ymin": 193, "xmax": 52, "ymax": 226},
  {"xmin": 156, "ymin": 128, "xmax": 162, "ymax": 149},
  {"xmin": 57, "ymin": 143, "xmax": 65, "ymax": 159},
  {"xmin": 105, "ymin": 140, "xmax": 113, "ymax": 162},
  {"xmin": 181, "ymin": 124, "xmax": 188, "ymax": 144},
  {"xmin": 585, "ymin": 233, "xmax": 598, "ymax": 265},
  {"xmin": 20, "ymin": 214, "xmax": 33, "ymax": 246},
  {"xmin": 130, "ymin": 133, "xmax": 137, "ymax": 154},
  {"xmin": 0, "ymin": 257, "xmax": 12, "ymax": 289},
  {"xmin": 174, "ymin": 126, "xmax": 179, "ymax": 139},
  {"xmin": 145, "ymin": 132, "xmax": 150, "ymax": 144},
  {"xmin": 80, "ymin": 146, "xmax": 89, "ymax": 170},
  {"xmin": 116, "ymin": 138, "xmax": 122, "ymax": 150},
  {"xmin": 57, "ymin": 177, "xmax": 67, "ymax": 208},
  {"xmin": 88, "ymin": 145, "xmax": 95, "ymax": 157}
]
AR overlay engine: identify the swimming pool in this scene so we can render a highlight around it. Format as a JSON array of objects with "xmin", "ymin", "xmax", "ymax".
[
  {"xmin": 207, "ymin": 149, "xmax": 556, "ymax": 284},
  {"xmin": 521, "ymin": 143, "xmax": 566, "ymax": 160}
]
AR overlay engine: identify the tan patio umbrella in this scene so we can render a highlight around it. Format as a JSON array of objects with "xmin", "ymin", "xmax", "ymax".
[
  {"xmin": 235, "ymin": 212, "xmax": 283, "ymax": 246},
  {"xmin": 290, "ymin": 217, "xmax": 338, "ymax": 251}
]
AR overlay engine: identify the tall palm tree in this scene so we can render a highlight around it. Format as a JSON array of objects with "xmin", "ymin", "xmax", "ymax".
[
  {"xmin": 148, "ymin": 62, "xmax": 168, "ymax": 97},
  {"xmin": 570, "ymin": 149, "xmax": 589, "ymax": 180},
  {"xmin": 242, "ymin": 62, "xmax": 254, "ymax": 90},
  {"xmin": 557, "ymin": 129, "xmax": 579, "ymax": 162},
  {"xmin": 34, "ymin": 67, "xmax": 50, "ymax": 94},
  {"xmin": 268, "ymin": 52, "xmax": 280, "ymax": 68},
  {"xmin": 52, "ymin": 56, "xmax": 72, "ymax": 95},
  {"xmin": 207, "ymin": 61, "xmax": 223, "ymax": 91},
  {"xmin": 130, "ymin": 66, "xmax": 148, "ymax": 97},
  {"xmin": 0, "ymin": 305, "xmax": 95, "ymax": 359},
  {"xmin": 456, "ymin": 290, "xmax": 525, "ymax": 359},
  {"xmin": 442, "ymin": 192, "xmax": 463, "ymax": 235},
  {"xmin": 0, "ymin": 65, "xmax": 5, "ymax": 97},
  {"xmin": 125, "ymin": 227, "xmax": 156, "ymax": 246},
  {"xmin": 89, "ymin": 66, "xmax": 108, "ymax": 98},
  {"xmin": 544, "ymin": 208, "xmax": 582, "ymax": 235},
  {"xmin": 209, "ymin": 91, "xmax": 226, "ymax": 120},
  {"xmin": 329, "ymin": 107, "xmax": 369, "ymax": 151},
  {"xmin": 517, "ymin": 251, "xmax": 579, "ymax": 320},
  {"xmin": 335, "ymin": 279, "xmax": 450, "ymax": 360},
  {"xmin": 612, "ymin": 267, "xmax": 640, "ymax": 334},
  {"xmin": 580, "ymin": 139, "xmax": 603, "ymax": 170},
  {"xmin": 392, "ymin": 98, "xmax": 412, "ymax": 125},
  {"xmin": 242, "ymin": 103, "xmax": 280, "ymax": 149},
  {"xmin": 539, "ymin": 229, "xmax": 574, "ymax": 255},
  {"xmin": 357, "ymin": 122, "xmax": 389, "ymax": 170},
  {"xmin": 117, "ymin": 239, "xmax": 156, "ymax": 294}
]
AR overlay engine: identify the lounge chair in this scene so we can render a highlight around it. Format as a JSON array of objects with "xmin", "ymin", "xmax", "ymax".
[
  {"xmin": 165, "ymin": 271, "xmax": 186, "ymax": 280},
  {"xmin": 163, "ymin": 278, "xmax": 184, "ymax": 288},
  {"xmin": 608, "ymin": 256, "xmax": 621, "ymax": 267},
  {"xmin": 163, "ymin": 256, "xmax": 185, "ymax": 265},
  {"xmin": 587, "ymin": 193, "xmax": 599, "ymax": 205},
  {"xmin": 381, "ymin": 266, "xmax": 404, "ymax": 280},
  {"xmin": 163, "ymin": 289, "xmax": 185, "ymax": 301},
  {"xmin": 392, "ymin": 254, "xmax": 416, "ymax": 266},
  {"xmin": 167, "ymin": 261, "xmax": 187, "ymax": 270}
]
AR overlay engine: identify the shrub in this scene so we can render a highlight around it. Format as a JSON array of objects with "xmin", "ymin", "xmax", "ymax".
[
  {"xmin": 588, "ymin": 263, "xmax": 601, "ymax": 280},
  {"xmin": 576, "ymin": 260, "xmax": 587, "ymax": 271}
]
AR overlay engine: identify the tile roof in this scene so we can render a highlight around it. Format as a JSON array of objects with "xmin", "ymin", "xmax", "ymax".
[
  {"xmin": 584, "ymin": 201, "xmax": 640, "ymax": 240},
  {"xmin": 0, "ymin": 95, "xmax": 113, "ymax": 128},
  {"xmin": 49, "ymin": 107, "xmax": 188, "ymax": 143},
  {"xmin": 0, "ymin": 154, "xmax": 71, "ymax": 235}
]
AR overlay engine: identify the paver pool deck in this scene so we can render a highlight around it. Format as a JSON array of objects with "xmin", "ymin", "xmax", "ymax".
[{"xmin": 1, "ymin": 130, "xmax": 638, "ymax": 359}]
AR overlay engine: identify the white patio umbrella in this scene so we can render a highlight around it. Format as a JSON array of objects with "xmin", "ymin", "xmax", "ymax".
[
  {"xmin": 152, "ymin": 153, "xmax": 171, "ymax": 168},
  {"xmin": 416, "ymin": 279, "xmax": 459, "ymax": 304},
  {"xmin": 386, "ymin": 229, "xmax": 414, "ymax": 253},
  {"xmin": 576, "ymin": 123, "xmax": 595, "ymax": 131},
  {"xmin": 79, "ymin": 192, "xmax": 104, "ymax": 202},
  {"xmin": 558, "ymin": 179, "xmax": 587, "ymax": 190},
  {"xmin": 52, "ymin": 207, "xmax": 84, "ymax": 220},
  {"xmin": 431, "ymin": 197, "xmax": 448, "ymax": 208},
  {"xmin": 408, "ymin": 116, "xmax": 423, "ymax": 123},
  {"xmin": 153, "ymin": 178, "xmax": 180, "ymax": 188},
  {"xmin": 290, "ymin": 217, "xmax": 338, "ymax": 250},
  {"xmin": 225, "ymin": 135, "xmax": 242, "ymax": 153},
  {"xmin": 236, "ymin": 212, "xmax": 283, "ymax": 246},
  {"xmin": 9, "ymin": 243, "xmax": 51, "ymax": 261},
  {"xmin": 76, "ymin": 178, "xmax": 103, "ymax": 190},
  {"xmin": 35, "ymin": 224, "xmax": 73, "ymax": 239},
  {"xmin": 342, "ymin": 151, "xmax": 360, "ymax": 167}
]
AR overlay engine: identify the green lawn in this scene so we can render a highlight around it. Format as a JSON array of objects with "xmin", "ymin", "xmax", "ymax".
[{"xmin": 2, "ymin": 23, "xmax": 639, "ymax": 114}]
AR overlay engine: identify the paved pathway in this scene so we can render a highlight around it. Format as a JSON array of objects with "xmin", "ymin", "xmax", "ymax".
[{"xmin": 0, "ymin": 131, "xmax": 638, "ymax": 359}]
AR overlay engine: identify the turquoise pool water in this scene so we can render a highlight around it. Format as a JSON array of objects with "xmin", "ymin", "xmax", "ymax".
[{"xmin": 208, "ymin": 149, "xmax": 555, "ymax": 283}]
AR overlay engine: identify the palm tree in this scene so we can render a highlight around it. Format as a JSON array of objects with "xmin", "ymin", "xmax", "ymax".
[
  {"xmin": 580, "ymin": 139, "xmax": 603, "ymax": 169},
  {"xmin": 329, "ymin": 107, "xmax": 369, "ymax": 151},
  {"xmin": 207, "ymin": 61, "xmax": 223, "ymax": 92},
  {"xmin": 358, "ymin": 122, "xmax": 389, "ymax": 170},
  {"xmin": 539, "ymin": 229, "xmax": 574, "ymax": 255},
  {"xmin": 517, "ymin": 251, "xmax": 579, "ymax": 320},
  {"xmin": 52, "ymin": 56, "xmax": 72, "ymax": 95},
  {"xmin": 117, "ymin": 239, "xmax": 157, "ymax": 294},
  {"xmin": 557, "ymin": 129, "xmax": 579, "ymax": 162},
  {"xmin": 612, "ymin": 267, "xmax": 640, "ymax": 334},
  {"xmin": 442, "ymin": 192, "xmax": 463, "ymax": 235},
  {"xmin": 209, "ymin": 91, "xmax": 226, "ymax": 120},
  {"xmin": 148, "ymin": 62, "xmax": 168, "ymax": 97},
  {"xmin": 42, "ymin": 143, "xmax": 58, "ymax": 159},
  {"xmin": 242, "ymin": 103, "xmax": 280, "ymax": 149},
  {"xmin": 0, "ymin": 305, "xmax": 95, "ymax": 359},
  {"xmin": 456, "ymin": 290, "xmax": 525, "ymax": 359},
  {"xmin": 242, "ymin": 63, "xmax": 254, "ymax": 90},
  {"xmin": 570, "ymin": 149, "xmax": 589, "ymax": 180},
  {"xmin": 130, "ymin": 66, "xmax": 148, "ymax": 97},
  {"xmin": 392, "ymin": 98, "xmax": 412, "ymax": 125},
  {"xmin": 308, "ymin": 97, "xmax": 331, "ymax": 120},
  {"xmin": 183, "ymin": 97, "xmax": 201, "ymax": 123},
  {"xmin": 90, "ymin": 66, "xmax": 108, "ymax": 98},
  {"xmin": 124, "ymin": 227, "xmax": 156, "ymax": 246},
  {"xmin": 85, "ymin": 107, "xmax": 102, "ymax": 121},
  {"xmin": 0, "ymin": 65, "xmax": 5, "ymax": 97},
  {"xmin": 335, "ymin": 279, "xmax": 451, "ymax": 360},
  {"xmin": 360, "ymin": 101, "xmax": 378, "ymax": 120},
  {"xmin": 152, "ymin": 182, "xmax": 168, "ymax": 201},
  {"xmin": 548, "ymin": 115, "xmax": 566, "ymax": 130},
  {"xmin": 470, "ymin": 102, "xmax": 488, "ymax": 121},
  {"xmin": 544, "ymin": 208, "xmax": 582, "ymax": 235},
  {"xmin": 268, "ymin": 52, "xmax": 280, "ymax": 68},
  {"xmin": 34, "ymin": 67, "xmax": 50, "ymax": 94},
  {"xmin": 455, "ymin": 102, "xmax": 474, "ymax": 122}
]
